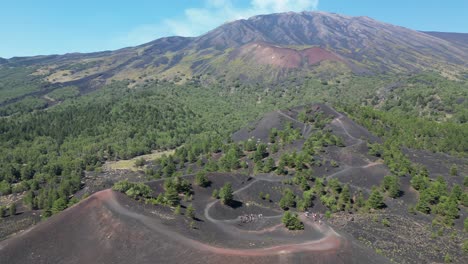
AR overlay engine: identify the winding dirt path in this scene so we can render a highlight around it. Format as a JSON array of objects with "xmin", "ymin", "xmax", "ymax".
[
  {"xmin": 325, "ymin": 162, "xmax": 382, "ymax": 180},
  {"xmin": 103, "ymin": 189, "xmax": 341, "ymax": 257},
  {"xmin": 277, "ymin": 110, "xmax": 314, "ymax": 138},
  {"xmin": 325, "ymin": 108, "xmax": 385, "ymax": 184}
]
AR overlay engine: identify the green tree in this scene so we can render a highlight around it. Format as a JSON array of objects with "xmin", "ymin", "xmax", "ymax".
[
  {"xmin": 223, "ymin": 148, "xmax": 240, "ymax": 170},
  {"xmin": 0, "ymin": 180, "xmax": 12, "ymax": 195},
  {"xmin": 0, "ymin": 206, "xmax": 5, "ymax": 218},
  {"xmin": 355, "ymin": 190, "xmax": 365, "ymax": 209},
  {"xmin": 279, "ymin": 188, "xmax": 296, "ymax": 210},
  {"xmin": 462, "ymin": 240, "xmax": 468, "ymax": 254},
  {"xmin": 125, "ymin": 183, "xmax": 152, "ymax": 199},
  {"xmin": 219, "ymin": 182, "xmax": 234, "ymax": 205},
  {"xmin": 411, "ymin": 174, "xmax": 429, "ymax": 191},
  {"xmin": 23, "ymin": 190, "xmax": 36, "ymax": 210},
  {"xmin": 195, "ymin": 171, "xmax": 210, "ymax": 187},
  {"xmin": 9, "ymin": 203, "xmax": 17, "ymax": 216},
  {"xmin": 68, "ymin": 197, "xmax": 79, "ymax": 207},
  {"xmin": 462, "ymin": 193, "xmax": 468, "ymax": 207},
  {"xmin": 51, "ymin": 198, "xmax": 67, "ymax": 214},
  {"xmin": 186, "ymin": 204, "xmax": 195, "ymax": 219},
  {"xmin": 281, "ymin": 211, "xmax": 304, "ymax": 230},
  {"xmin": 450, "ymin": 164, "xmax": 458, "ymax": 176},
  {"xmin": 244, "ymin": 139, "xmax": 257, "ymax": 151},
  {"xmin": 135, "ymin": 157, "xmax": 146, "ymax": 167},
  {"xmin": 164, "ymin": 187, "xmax": 180, "ymax": 206},
  {"xmin": 367, "ymin": 187, "xmax": 385, "ymax": 209},
  {"xmin": 327, "ymin": 178, "xmax": 342, "ymax": 194},
  {"xmin": 276, "ymin": 159, "xmax": 287, "ymax": 175},
  {"xmin": 253, "ymin": 144, "xmax": 267, "ymax": 162},
  {"xmin": 263, "ymin": 157, "xmax": 275, "ymax": 173},
  {"xmin": 113, "ymin": 180, "xmax": 132, "ymax": 193},
  {"xmin": 416, "ymin": 190, "xmax": 431, "ymax": 214},
  {"xmin": 338, "ymin": 184, "xmax": 351, "ymax": 210},
  {"xmin": 444, "ymin": 253, "xmax": 452, "ymax": 263},
  {"xmin": 155, "ymin": 193, "xmax": 164, "ymax": 204},
  {"xmin": 451, "ymin": 185, "xmax": 462, "ymax": 201},
  {"xmin": 174, "ymin": 205, "xmax": 181, "ymax": 215},
  {"xmin": 302, "ymin": 190, "xmax": 314, "ymax": 208},
  {"xmin": 212, "ymin": 189, "xmax": 219, "ymax": 199},
  {"xmin": 382, "ymin": 175, "xmax": 400, "ymax": 198}
]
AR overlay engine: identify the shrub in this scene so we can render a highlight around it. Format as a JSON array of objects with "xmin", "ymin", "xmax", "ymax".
[
  {"xmin": 135, "ymin": 158, "xmax": 146, "ymax": 167},
  {"xmin": 382, "ymin": 218, "xmax": 390, "ymax": 227}
]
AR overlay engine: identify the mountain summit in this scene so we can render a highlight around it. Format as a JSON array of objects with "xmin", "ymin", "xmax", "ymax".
[{"xmin": 2, "ymin": 11, "xmax": 467, "ymax": 88}]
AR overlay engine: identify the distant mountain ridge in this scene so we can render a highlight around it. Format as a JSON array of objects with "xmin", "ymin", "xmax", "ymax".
[
  {"xmin": 1, "ymin": 11, "xmax": 467, "ymax": 90},
  {"xmin": 422, "ymin": 31, "xmax": 468, "ymax": 49}
]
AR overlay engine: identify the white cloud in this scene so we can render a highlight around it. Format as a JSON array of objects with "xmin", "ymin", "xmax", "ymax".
[{"xmin": 116, "ymin": 0, "xmax": 319, "ymax": 47}]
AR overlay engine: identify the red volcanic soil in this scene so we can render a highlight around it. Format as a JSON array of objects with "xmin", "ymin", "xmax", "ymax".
[
  {"xmin": 0, "ymin": 188, "xmax": 389, "ymax": 264},
  {"xmin": 301, "ymin": 47, "xmax": 343, "ymax": 65},
  {"xmin": 232, "ymin": 42, "xmax": 344, "ymax": 69}
]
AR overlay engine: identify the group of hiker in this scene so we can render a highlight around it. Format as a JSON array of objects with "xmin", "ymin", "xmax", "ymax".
[
  {"xmin": 305, "ymin": 211, "xmax": 324, "ymax": 224},
  {"xmin": 239, "ymin": 214, "xmax": 263, "ymax": 223}
]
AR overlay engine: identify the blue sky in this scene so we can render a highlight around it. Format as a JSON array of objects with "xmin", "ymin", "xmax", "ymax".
[{"xmin": 1, "ymin": 0, "xmax": 467, "ymax": 58}]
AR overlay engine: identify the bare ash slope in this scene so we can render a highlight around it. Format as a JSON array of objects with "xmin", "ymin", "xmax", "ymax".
[{"xmin": 0, "ymin": 188, "xmax": 390, "ymax": 264}]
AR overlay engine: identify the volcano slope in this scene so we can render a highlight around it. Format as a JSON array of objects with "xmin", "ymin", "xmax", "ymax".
[
  {"xmin": 1, "ymin": 104, "xmax": 466, "ymax": 264},
  {"xmin": 0, "ymin": 186, "xmax": 389, "ymax": 264}
]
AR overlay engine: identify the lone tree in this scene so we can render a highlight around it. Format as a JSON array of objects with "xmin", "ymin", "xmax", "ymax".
[
  {"xmin": 367, "ymin": 187, "xmax": 385, "ymax": 209},
  {"xmin": 195, "ymin": 171, "xmax": 210, "ymax": 187},
  {"xmin": 219, "ymin": 182, "xmax": 234, "ymax": 205},
  {"xmin": 282, "ymin": 211, "xmax": 304, "ymax": 230}
]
